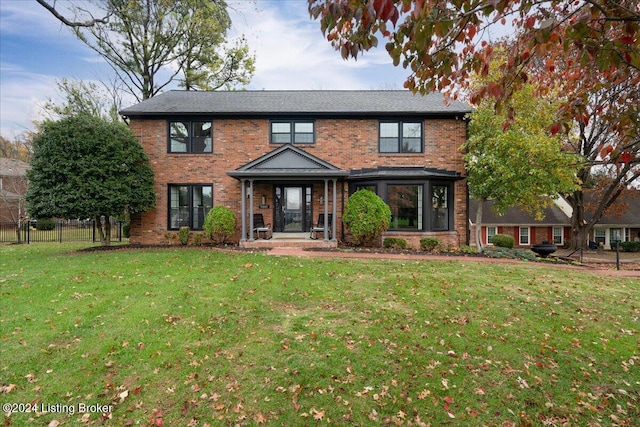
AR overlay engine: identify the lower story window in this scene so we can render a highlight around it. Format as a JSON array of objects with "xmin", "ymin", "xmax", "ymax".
[
  {"xmin": 594, "ymin": 228, "xmax": 605, "ymax": 246},
  {"xmin": 388, "ymin": 185, "xmax": 423, "ymax": 230},
  {"xmin": 610, "ymin": 228, "xmax": 623, "ymax": 244},
  {"xmin": 487, "ymin": 226, "xmax": 497, "ymax": 244},
  {"xmin": 169, "ymin": 184, "xmax": 212, "ymax": 230},
  {"xmin": 553, "ymin": 227, "xmax": 563, "ymax": 245},
  {"xmin": 431, "ymin": 185, "xmax": 449, "ymax": 231},
  {"xmin": 519, "ymin": 227, "xmax": 530, "ymax": 245}
]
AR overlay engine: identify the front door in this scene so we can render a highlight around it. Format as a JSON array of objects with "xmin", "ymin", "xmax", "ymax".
[{"xmin": 274, "ymin": 186, "xmax": 311, "ymax": 232}]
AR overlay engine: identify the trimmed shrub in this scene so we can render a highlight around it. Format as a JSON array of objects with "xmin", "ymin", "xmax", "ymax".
[
  {"xmin": 36, "ymin": 218, "xmax": 55, "ymax": 231},
  {"xmin": 620, "ymin": 241, "xmax": 640, "ymax": 252},
  {"xmin": 492, "ymin": 234, "xmax": 514, "ymax": 249},
  {"xmin": 458, "ymin": 245, "xmax": 478, "ymax": 254},
  {"xmin": 204, "ymin": 206, "xmax": 237, "ymax": 244},
  {"xmin": 343, "ymin": 190, "xmax": 391, "ymax": 246},
  {"xmin": 383, "ymin": 237, "xmax": 407, "ymax": 250},
  {"xmin": 178, "ymin": 226, "xmax": 190, "ymax": 245},
  {"xmin": 193, "ymin": 233, "xmax": 203, "ymax": 246},
  {"xmin": 420, "ymin": 237, "xmax": 441, "ymax": 252},
  {"xmin": 122, "ymin": 222, "xmax": 131, "ymax": 238},
  {"xmin": 484, "ymin": 247, "xmax": 537, "ymax": 261}
]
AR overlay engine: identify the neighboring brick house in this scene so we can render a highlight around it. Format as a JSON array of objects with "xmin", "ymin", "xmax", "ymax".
[
  {"xmin": 0, "ymin": 158, "xmax": 29, "ymax": 223},
  {"xmin": 470, "ymin": 191, "xmax": 640, "ymax": 249},
  {"xmin": 588, "ymin": 191, "xmax": 640, "ymax": 248},
  {"xmin": 469, "ymin": 198, "xmax": 572, "ymax": 248},
  {"xmin": 120, "ymin": 90, "xmax": 471, "ymax": 248}
]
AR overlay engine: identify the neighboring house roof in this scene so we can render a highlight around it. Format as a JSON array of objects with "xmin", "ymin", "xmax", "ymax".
[
  {"xmin": 588, "ymin": 190, "xmax": 640, "ymax": 226},
  {"xmin": 120, "ymin": 90, "xmax": 472, "ymax": 118},
  {"xmin": 0, "ymin": 158, "xmax": 30, "ymax": 177},
  {"xmin": 469, "ymin": 199, "xmax": 570, "ymax": 226}
]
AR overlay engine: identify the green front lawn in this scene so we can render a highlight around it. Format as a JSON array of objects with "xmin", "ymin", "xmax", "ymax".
[{"xmin": 1, "ymin": 244, "xmax": 638, "ymax": 426}]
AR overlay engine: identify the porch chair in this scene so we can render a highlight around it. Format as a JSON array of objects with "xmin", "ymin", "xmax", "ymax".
[
  {"xmin": 252, "ymin": 213, "xmax": 272, "ymax": 239},
  {"xmin": 310, "ymin": 213, "xmax": 332, "ymax": 240}
]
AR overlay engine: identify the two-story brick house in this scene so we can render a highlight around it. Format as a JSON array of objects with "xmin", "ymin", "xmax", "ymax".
[{"xmin": 120, "ymin": 90, "xmax": 471, "ymax": 248}]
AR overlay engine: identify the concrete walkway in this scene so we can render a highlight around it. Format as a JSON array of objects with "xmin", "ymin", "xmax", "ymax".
[{"xmin": 265, "ymin": 246, "xmax": 640, "ymax": 278}]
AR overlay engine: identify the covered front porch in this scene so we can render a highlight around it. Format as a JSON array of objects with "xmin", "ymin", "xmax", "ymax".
[{"xmin": 227, "ymin": 145, "xmax": 348, "ymax": 249}]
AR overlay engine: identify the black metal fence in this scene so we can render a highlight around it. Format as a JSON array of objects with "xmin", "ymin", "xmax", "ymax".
[{"xmin": 0, "ymin": 219, "xmax": 125, "ymax": 244}]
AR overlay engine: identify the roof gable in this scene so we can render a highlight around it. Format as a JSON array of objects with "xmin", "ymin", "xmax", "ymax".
[{"xmin": 227, "ymin": 144, "xmax": 348, "ymax": 179}]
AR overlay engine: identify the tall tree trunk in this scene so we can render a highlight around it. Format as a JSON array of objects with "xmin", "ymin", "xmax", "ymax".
[
  {"xmin": 474, "ymin": 197, "xmax": 486, "ymax": 253},
  {"xmin": 568, "ymin": 190, "xmax": 589, "ymax": 249},
  {"xmin": 95, "ymin": 215, "xmax": 112, "ymax": 246}
]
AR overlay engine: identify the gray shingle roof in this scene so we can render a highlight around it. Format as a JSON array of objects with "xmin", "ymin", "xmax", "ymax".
[
  {"xmin": 120, "ymin": 90, "xmax": 471, "ymax": 117},
  {"xmin": 0, "ymin": 158, "xmax": 30, "ymax": 177},
  {"xmin": 469, "ymin": 199, "xmax": 570, "ymax": 226}
]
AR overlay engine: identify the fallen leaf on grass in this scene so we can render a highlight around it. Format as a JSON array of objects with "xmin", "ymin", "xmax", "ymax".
[{"xmin": 311, "ymin": 408, "xmax": 325, "ymax": 420}]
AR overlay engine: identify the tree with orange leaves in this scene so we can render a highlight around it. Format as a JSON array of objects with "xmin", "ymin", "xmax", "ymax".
[{"xmin": 310, "ymin": 0, "xmax": 639, "ymax": 248}]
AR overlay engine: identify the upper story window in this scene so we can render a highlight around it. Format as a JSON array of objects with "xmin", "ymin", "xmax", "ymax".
[
  {"xmin": 169, "ymin": 120, "xmax": 212, "ymax": 153},
  {"xmin": 379, "ymin": 121, "xmax": 423, "ymax": 153},
  {"xmin": 271, "ymin": 120, "xmax": 315, "ymax": 144}
]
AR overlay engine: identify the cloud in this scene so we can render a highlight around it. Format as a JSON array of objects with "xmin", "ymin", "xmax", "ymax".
[
  {"xmin": 228, "ymin": 0, "xmax": 408, "ymax": 90},
  {"xmin": 0, "ymin": 0, "xmax": 411, "ymax": 139}
]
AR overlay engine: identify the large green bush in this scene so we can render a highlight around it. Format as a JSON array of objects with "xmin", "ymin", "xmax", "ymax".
[
  {"xmin": 492, "ymin": 234, "xmax": 514, "ymax": 249},
  {"xmin": 204, "ymin": 206, "xmax": 237, "ymax": 244},
  {"xmin": 343, "ymin": 190, "xmax": 391, "ymax": 246}
]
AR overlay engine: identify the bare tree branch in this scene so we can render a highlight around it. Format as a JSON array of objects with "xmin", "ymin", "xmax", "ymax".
[{"xmin": 36, "ymin": 0, "xmax": 111, "ymax": 27}]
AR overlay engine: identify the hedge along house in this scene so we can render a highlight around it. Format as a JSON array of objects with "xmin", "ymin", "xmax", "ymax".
[{"xmin": 120, "ymin": 90, "xmax": 472, "ymax": 248}]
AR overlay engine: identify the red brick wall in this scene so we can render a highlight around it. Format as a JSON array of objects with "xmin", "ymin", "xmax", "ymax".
[{"xmin": 129, "ymin": 117, "xmax": 468, "ymax": 247}]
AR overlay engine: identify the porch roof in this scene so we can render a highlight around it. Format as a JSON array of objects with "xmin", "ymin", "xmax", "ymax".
[
  {"xmin": 348, "ymin": 166, "xmax": 463, "ymax": 180},
  {"xmin": 227, "ymin": 144, "xmax": 348, "ymax": 180}
]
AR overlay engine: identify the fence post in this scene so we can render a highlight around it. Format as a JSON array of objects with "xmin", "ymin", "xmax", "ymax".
[
  {"xmin": 58, "ymin": 220, "xmax": 62, "ymax": 243},
  {"xmin": 27, "ymin": 221, "xmax": 30, "ymax": 244},
  {"xmin": 92, "ymin": 219, "xmax": 96, "ymax": 243}
]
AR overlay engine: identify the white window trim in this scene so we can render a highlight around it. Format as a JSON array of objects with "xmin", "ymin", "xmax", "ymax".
[
  {"xmin": 519, "ymin": 227, "xmax": 530, "ymax": 246},
  {"xmin": 486, "ymin": 226, "xmax": 496, "ymax": 245},
  {"xmin": 553, "ymin": 226, "xmax": 564, "ymax": 246}
]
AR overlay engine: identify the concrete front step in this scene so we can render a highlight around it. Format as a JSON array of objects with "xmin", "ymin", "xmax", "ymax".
[{"xmin": 240, "ymin": 238, "xmax": 337, "ymax": 249}]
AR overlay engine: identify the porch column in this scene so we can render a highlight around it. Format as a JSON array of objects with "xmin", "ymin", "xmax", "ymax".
[
  {"xmin": 331, "ymin": 179, "xmax": 337, "ymax": 242},
  {"xmin": 240, "ymin": 179, "xmax": 247, "ymax": 242},
  {"xmin": 324, "ymin": 179, "xmax": 329, "ymax": 241},
  {"xmin": 248, "ymin": 179, "xmax": 255, "ymax": 242}
]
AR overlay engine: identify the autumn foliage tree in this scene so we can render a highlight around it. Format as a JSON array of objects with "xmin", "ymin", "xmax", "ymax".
[
  {"xmin": 310, "ymin": 0, "xmax": 639, "ymax": 248},
  {"xmin": 466, "ymin": 76, "xmax": 579, "ymax": 251}
]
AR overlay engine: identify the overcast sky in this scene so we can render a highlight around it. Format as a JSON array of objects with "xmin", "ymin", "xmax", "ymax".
[{"xmin": 0, "ymin": 0, "xmax": 413, "ymax": 140}]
